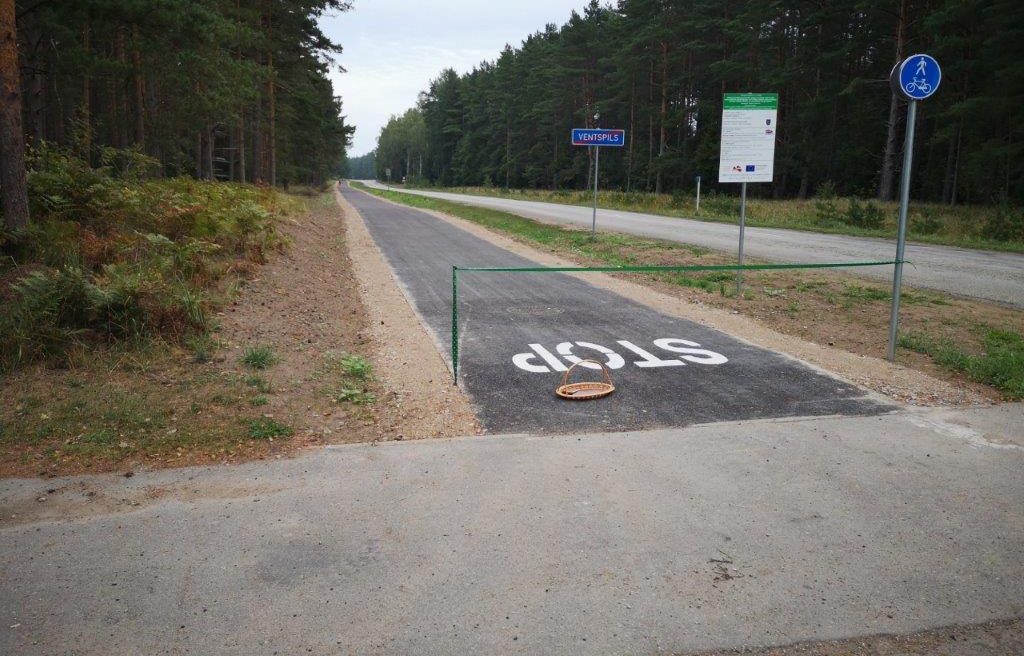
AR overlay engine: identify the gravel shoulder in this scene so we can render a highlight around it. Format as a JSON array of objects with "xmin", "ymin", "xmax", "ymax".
[{"xmin": 334, "ymin": 187, "xmax": 479, "ymax": 440}]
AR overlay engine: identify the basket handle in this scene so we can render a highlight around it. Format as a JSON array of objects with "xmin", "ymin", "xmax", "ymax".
[{"xmin": 559, "ymin": 359, "xmax": 613, "ymax": 387}]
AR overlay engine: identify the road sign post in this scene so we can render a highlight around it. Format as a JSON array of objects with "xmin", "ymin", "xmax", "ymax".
[
  {"xmin": 695, "ymin": 175, "xmax": 701, "ymax": 215},
  {"xmin": 592, "ymin": 146, "xmax": 600, "ymax": 238},
  {"xmin": 718, "ymin": 93, "xmax": 778, "ymax": 294},
  {"xmin": 571, "ymin": 128, "xmax": 626, "ymax": 239},
  {"xmin": 886, "ymin": 54, "xmax": 941, "ymax": 362},
  {"xmin": 385, "ymin": 167, "xmax": 392, "ymax": 191}
]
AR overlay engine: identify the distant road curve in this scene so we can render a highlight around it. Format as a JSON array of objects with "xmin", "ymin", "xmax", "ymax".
[{"xmin": 361, "ymin": 180, "xmax": 1024, "ymax": 308}]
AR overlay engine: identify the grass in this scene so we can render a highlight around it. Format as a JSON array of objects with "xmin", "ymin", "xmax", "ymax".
[
  {"xmin": 244, "ymin": 374, "xmax": 272, "ymax": 393},
  {"xmin": 899, "ymin": 329, "xmax": 1024, "ymax": 398},
  {"xmin": 0, "ymin": 342, "xmax": 301, "ymax": 474},
  {"xmin": 241, "ymin": 344, "xmax": 277, "ymax": 369},
  {"xmin": 401, "ymin": 184, "xmax": 1024, "ymax": 253},
  {"xmin": 356, "ymin": 182, "xmax": 1023, "ymax": 399},
  {"xmin": 247, "ymin": 417, "xmax": 293, "ymax": 439},
  {"xmin": 314, "ymin": 352, "xmax": 378, "ymax": 407}
]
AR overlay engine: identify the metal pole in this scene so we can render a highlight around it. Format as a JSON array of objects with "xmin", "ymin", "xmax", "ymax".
[
  {"xmin": 591, "ymin": 146, "xmax": 600, "ymax": 239},
  {"xmin": 451, "ymin": 266, "xmax": 459, "ymax": 384},
  {"xmin": 695, "ymin": 176, "xmax": 701, "ymax": 215},
  {"xmin": 736, "ymin": 182, "xmax": 747, "ymax": 295},
  {"xmin": 887, "ymin": 100, "xmax": 917, "ymax": 362}
]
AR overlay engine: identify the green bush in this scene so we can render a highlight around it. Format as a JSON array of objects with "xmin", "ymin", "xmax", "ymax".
[
  {"xmin": 814, "ymin": 197, "xmax": 842, "ymax": 225},
  {"xmin": 814, "ymin": 180, "xmax": 838, "ymax": 200},
  {"xmin": 0, "ymin": 144, "xmax": 296, "ymax": 371},
  {"xmin": 982, "ymin": 206, "xmax": 1024, "ymax": 242},
  {"xmin": 843, "ymin": 198, "xmax": 885, "ymax": 229},
  {"xmin": 911, "ymin": 209, "xmax": 942, "ymax": 235}
]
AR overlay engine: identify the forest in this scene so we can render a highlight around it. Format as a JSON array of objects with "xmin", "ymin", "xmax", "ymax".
[
  {"xmin": 0, "ymin": 0, "xmax": 353, "ymax": 232},
  {"xmin": 375, "ymin": 0, "xmax": 1023, "ymax": 205}
]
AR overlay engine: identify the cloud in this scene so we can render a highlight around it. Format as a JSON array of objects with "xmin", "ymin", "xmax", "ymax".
[{"xmin": 320, "ymin": 0, "xmax": 585, "ymax": 155}]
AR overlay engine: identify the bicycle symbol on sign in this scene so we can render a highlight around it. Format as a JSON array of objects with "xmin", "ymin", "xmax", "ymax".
[{"xmin": 905, "ymin": 78, "xmax": 932, "ymax": 94}]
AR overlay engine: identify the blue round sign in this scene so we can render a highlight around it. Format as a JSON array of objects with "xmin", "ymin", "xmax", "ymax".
[{"xmin": 894, "ymin": 54, "xmax": 941, "ymax": 101}]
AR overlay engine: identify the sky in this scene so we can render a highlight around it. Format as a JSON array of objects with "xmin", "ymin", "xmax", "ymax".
[{"xmin": 319, "ymin": 0, "xmax": 588, "ymax": 157}]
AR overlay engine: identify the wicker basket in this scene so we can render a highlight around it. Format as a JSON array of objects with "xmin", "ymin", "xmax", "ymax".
[{"xmin": 555, "ymin": 360, "xmax": 615, "ymax": 400}]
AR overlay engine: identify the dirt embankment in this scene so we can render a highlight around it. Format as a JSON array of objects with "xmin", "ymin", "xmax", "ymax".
[
  {"xmin": 0, "ymin": 190, "xmax": 477, "ymax": 479},
  {"xmin": 215, "ymin": 190, "xmax": 478, "ymax": 445}
]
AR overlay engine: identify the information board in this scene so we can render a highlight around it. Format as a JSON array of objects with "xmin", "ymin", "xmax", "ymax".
[{"xmin": 718, "ymin": 93, "xmax": 778, "ymax": 183}]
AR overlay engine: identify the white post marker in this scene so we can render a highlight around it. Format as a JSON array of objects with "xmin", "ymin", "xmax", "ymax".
[
  {"xmin": 695, "ymin": 175, "xmax": 701, "ymax": 215},
  {"xmin": 886, "ymin": 54, "xmax": 941, "ymax": 362},
  {"xmin": 718, "ymin": 93, "xmax": 778, "ymax": 294}
]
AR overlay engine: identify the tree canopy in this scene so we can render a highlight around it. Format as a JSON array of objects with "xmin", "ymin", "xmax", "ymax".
[
  {"xmin": 379, "ymin": 0, "xmax": 1024, "ymax": 204},
  {"xmin": 12, "ymin": 0, "xmax": 354, "ymax": 187}
]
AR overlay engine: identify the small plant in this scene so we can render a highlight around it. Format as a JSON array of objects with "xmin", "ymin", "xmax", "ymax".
[
  {"xmin": 335, "ymin": 387, "xmax": 376, "ymax": 405},
  {"xmin": 911, "ymin": 209, "xmax": 942, "ymax": 235},
  {"xmin": 244, "ymin": 375, "xmax": 272, "ymax": 393},
  {"xmin": 843, "ymin": 198, "xmax": 884, "ymax": 229},
  {"xmin": 241, "ymin": 344, "xmax": 276, "ymax": 369},
  {"xmin": 814, "ymin": 197, "xmax": 842, "ymax": 225},
  {"xmin": 247, "ymin": 417, "xmax": 292, "ymax": 439},
  {"xmin": 841, "ymin": 284, "xmax": 890, "ymax": 303},
  {"xmin": 814, "ymin": 180, "xmax": 838, "ymax": 200},
  {"xmin": 339, "ymin": 354, "xmax": 373, "ymax": 380},
  {"xmin": 186, "ymin": 333, "xmax": 218, "ymax": 363},
  {"xmin": 249, "ymin": 395, "xmax": 268, "ymax": 406}
]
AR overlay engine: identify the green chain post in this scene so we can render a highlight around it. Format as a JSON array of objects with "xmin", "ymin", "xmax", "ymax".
[{"xmin": 451, "ymin": 266, "xmax": 459, "ymax": 384}]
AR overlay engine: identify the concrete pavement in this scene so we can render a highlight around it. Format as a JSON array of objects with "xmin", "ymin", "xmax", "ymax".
[
  {"xmin": 361, "ymin": 181, "xmax": 1024, "ymax": 309},
  {"xmin": 2, "ymin": 405, "xmax": 1022, "ymax": 655}
]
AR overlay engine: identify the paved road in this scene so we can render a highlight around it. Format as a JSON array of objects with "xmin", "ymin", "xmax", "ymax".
[
  {"xmin": 2, "ymin": 406, "xmax": 1022, "ymax": 655},
  {"xmin": 362, "ymin": 181, "xmax": 1024, "ymax": 308},
  {"xmin": 342, "ymin": 184, "xmax": 890, "ymax": 434}
]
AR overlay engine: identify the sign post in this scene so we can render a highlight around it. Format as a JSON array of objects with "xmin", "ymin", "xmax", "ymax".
[
  {"xmin": 571, "ymin": 127, "xmax": 626, "ymax": 239},
  {"xmin": 718, "ymin": 93, "xmax": 778, "ymax": 294},
  {"xmin": 886, "ymin": 54, "xmax": 941, "ymax": 362},
  {"xmin": 385, "ymin": 167, "xmax": 392, "ymax": 191},
  {"xmin": 695, "ymin": 175, "xmax": 701, "ymax": 215}
]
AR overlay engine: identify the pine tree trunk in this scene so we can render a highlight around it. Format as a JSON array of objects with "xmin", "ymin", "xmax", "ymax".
[
  {"xmin": 25, "ymin": 27, "xmax": 44, "ymax": 143},
  {"xmin": 205, "ymin": 127, "xmax": 214, "ymax": 180},
  {"xmin": 195, "ymin": 130, "xmax": 204, "ymax": 179},
  {"xmin": 251, "ymin": 110, "xmax": 264, "ymax": 184},
  {"xmin": 132, "ymin": 25, "xmax": 145, "ymax": 147},
  {"xmin": 878, "ymin": 0, "xmax": 907, "ymax": 201},
  {"xmin": 79, "ymin": 24, "xmax": 92, "ymax": 160},
  {"xmin": 655, "ymin": 42, "xmax": 668, "ymax": 195},
  {"xmin": 237, "ymin": 112, "xmax": 246, "ymax": 183},
  {"xmin": 116, "ymin": 28, "xmax": 129, "ymax": 149},
  {"xmin": 266, "ymin": 8, "xmax": 276, "ymax": 187},
  {"xmin": 0, "ymin": 0, "xmax": 29, "ymax": 230},
  {"xmin": 626, "ymin": 77, "xmax": 635, "ymax": 192}
]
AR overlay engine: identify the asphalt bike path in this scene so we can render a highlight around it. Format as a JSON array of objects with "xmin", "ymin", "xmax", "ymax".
[
  {"xmin": 342, "ymin": 183, "xmax": 892, "ymax": 433},
  {"xmin": 362, "ymin": 181, "xmax": 1024, "ymax": 308}
]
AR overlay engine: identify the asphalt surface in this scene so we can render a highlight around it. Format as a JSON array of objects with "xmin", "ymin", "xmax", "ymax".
[
  {"xmin": 2, "ymin": 406, "xmax": 1022, "ymax": 655},
  {"xmin": 362, "ymin": 181, "xmax": 1024, "ymax": 308},
  {"xmin": 342, "ymin": 183, "xmax": 891, "ymax": 434}
]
